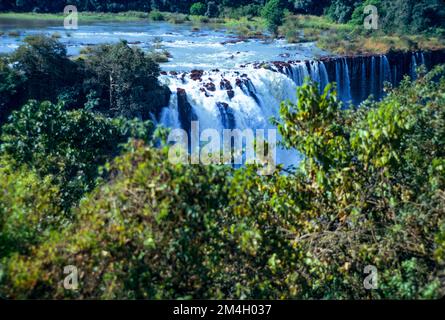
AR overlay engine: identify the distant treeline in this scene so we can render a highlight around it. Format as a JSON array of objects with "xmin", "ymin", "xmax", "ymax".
[
  {"xmin": 1, "ymin": 0, "xmax": 444, "ymax": 34},
  {"xmin": 0, "ymin": 0, "xmax": 268, "ymax": 14}
]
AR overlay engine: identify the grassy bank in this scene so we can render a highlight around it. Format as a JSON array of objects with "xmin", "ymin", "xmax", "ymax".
[
  {"xmin": 0, "ymin": 11, "xmax": 268, "ymax": 38},
  {"xmin": 281, "ymin": 14, "xmax": 445, "ymax": 55},
  {"xmin": 0, "ymin": 11, "xmax": 149, "ymax": 22}
]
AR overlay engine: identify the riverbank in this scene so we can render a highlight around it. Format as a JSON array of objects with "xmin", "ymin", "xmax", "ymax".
[
  {"xmin": 0, "ymin": 11, "xmax": 148, "ymax": 22},
  {"xmin": 0, "ymin": 11, "xmax": 268, "ymax": 38},
  {"xmin": 281, "ymin": 15, "xmax": 445, "ymax": 55}
]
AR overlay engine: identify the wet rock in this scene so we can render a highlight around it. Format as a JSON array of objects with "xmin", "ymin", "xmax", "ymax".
[
  {"xmin": 190, "ymin": 69, "xmax": 204, "ymax": 81},
  {"xmin": 272, "ymin": 61, "xmax": 291, "ymax": 72},
  {"xmin": 220, "ymin": 78, "xmax": 233, "ymax": 91},
  {"xmin": 200, "ymin": 88, "xmax": 212, "ymax": 97},
  {"xmin": 220, "ymin": 38, "xmax": 246, "ymax": 45},
  {"xmin": 177, "ymin": 88, "xmax": 198, "ymax": 134},
  {"xmin": 204, "ymin": 82, "xmax": 216, "ymax": 92}
]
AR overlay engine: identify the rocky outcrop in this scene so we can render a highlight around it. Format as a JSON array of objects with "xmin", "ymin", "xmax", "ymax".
[
  {"xmin": 147, "ymin": 85, "xmax": 171, "ymax": 121},
  {"xmin": 190, "ymin": 70, "xmax": 204, "ymax": 81},
  {"xmin": 177, "ymin": 88, "xmax": 198, "ymax": 134}
]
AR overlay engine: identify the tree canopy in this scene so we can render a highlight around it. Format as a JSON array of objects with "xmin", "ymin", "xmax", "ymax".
[{"xmin": 1, "ymin": 67, "xmax": 444, "ymax": 299}]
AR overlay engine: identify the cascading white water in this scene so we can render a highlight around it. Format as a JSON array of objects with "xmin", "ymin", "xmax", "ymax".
[
  {"xmin": 284, "ymin": 61, "xmax": 309, "ymax": 86},
  {"xmin": 360, "ymin": 58, "xmax": 366, "ymax": 102},
  {"xmin": 420, "ymin": 52, "xmax": 426, "ymax": 66},
  {"xmin": 411, "ymin": 52, "xmax": 426, "ymax": 79},
  {"xmin": 411, "ymin": 54, "xmax": 418, "ymax": 80},
  {"xmin": 159, "ymin": 90, "xmax": 181, "ymax": 129},
  {"xmin": 159, "ymin": 66, "xmax": 300, "ymax": 167},
  {"xmin": 334, "ymin": 58, "xmax": 352, "ymax": 104},
  {"xmin": 158, "ymin": 52, "xmax": 434, "ymax": 168},
  {"xmin": 319, "ymin": 62, "xmax": 329, "ymax": 91}
]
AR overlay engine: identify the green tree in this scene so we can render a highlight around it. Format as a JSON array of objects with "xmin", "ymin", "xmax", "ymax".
[
  {"xmin": 0, "ymin": 157, "xmax": 62, "ymax": 259},
  {"xmin": 81, "ymin": 41, "xmax": 170, "ymax": 120},
  {"xmin": 0, "ymin": 100, "xmax": 155, "ymax": 208},
  {"xmin": 11, "ymin": 35, "xmax": 81, "ymax": 104},
  {"xmin": 262, "ymin": 0, "xmax": 285, "ymax": 35},
  {"xmin": 326, "ymin": 0, "xmax": 361, "ymax": 24},
  {"xmin": 190, "ymin": 2, "xmax": 206, "ymax": 15},
  {"xmin": 0, "ymin": 57, "xmax": 25, "ymax": 126},
  {"xmin": 294, "ymin": 0, "xmax": 332, "ymax": 15}
]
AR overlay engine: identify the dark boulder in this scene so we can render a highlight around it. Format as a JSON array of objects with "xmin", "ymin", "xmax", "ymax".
[{"xmin": 177, "ymin": 88, "xmax": 198, "ymax": 134}]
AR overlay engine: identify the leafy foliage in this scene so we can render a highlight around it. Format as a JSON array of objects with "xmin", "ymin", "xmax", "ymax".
[
  {"xmin": 0, "ymin": 100, "xmax": 155, "ymax": 209},
  {"xmin": 190, "ymin": 2, "xmax": 206, "ymax": 16},
  {"xmin": 80, "ymin": 40, "xmax": 170, "ymax": 120},
  {"xmin": 262, "ymin": 0, "xmax": 285, "ymax": 34},
  {"xmin": 1, "ymin": 67, "xmax": 444, "ymax": 299},
  {"xmin": 3, "ymin": 36, "xmax": 170, "ymax": 123},
  {"xmin": 0, "ymin": 56, "xmax": 25, "ymax": 126},
  {"xmin": 0, "ymin": 157, "xmax": 62, "ymax": 259}
]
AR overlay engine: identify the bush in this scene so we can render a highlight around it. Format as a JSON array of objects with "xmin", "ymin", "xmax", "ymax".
[
  {"xmin": 149, "ymin": 10, "xmax": 165, "ymax": 21},
  {"xmin": 261, "ymin": 0, "xmax": 285, "ymax": 35},
  {"xmin": 190, "ymin": 2, "xmax": 206, "ymax": 16},
  {"xmin": 0, "ymin": 100, "xmax": 155, "ymax": 209},
  {"xmin": 221, "ymin": 4, "xmax": 262, "ymax": 19},
  {"xmin": 81, "ymin": 40, "xmax": 170, "ymax": 120},
  {"xmin": 11, "ymin": 35, "xmax": 81, "ymax": 105},
  {"xmin": 0, "ymin": 157, "xmax": 62, "ymax": 259},
  {"xmin": 0, "ymin": 57, "xmax": 25, "ymax": 126}
]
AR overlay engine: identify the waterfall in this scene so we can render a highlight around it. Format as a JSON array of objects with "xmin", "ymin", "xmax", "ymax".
[
  {"xmin": 411, "ymin": 54, "xmax": 418, "ymax": 80},
  {"xmin": 370, "ymin": 56, "xmax": 376, "ymax": 98},
  {"xmin": 288, "ymin": 62, "xmax": 309, "ymax": 86},
  {"xmin": 159, "ymin": 67, "xmax": 299, "ymax": 167},
  {"xmin": 309, "ymin": 60, "xmax": 320, "ymax": 86},
  {"xmin": 420, "ymin": 52, "xmax": 426, "ymax": 66},
  {"xmin": 382, "ymin": 56, "xmax": 391, "ymax": 82},
  {"xmin": 158, "ymin": 51, "xmax": 440, "ymax": 167},
  {"xmin": 159, "ymin": 90, "xmax": 181, "ymax": 129},
  {"xmin": 360, "ymin": 59, "xmax": 367, "ymax": 101},
  {"xmin": 319, "ymin": 62, "xmax": 329, "ymax": 92},
  {"xmin": 334, "ymin": 58, "xmax": 351, "ymax": 104}
]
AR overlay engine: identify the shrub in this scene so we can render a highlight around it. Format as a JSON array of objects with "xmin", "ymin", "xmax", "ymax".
[
  {"xmin": 0, "ymin": 157, "xmax": 62, "ymax": 259},
  {"xmin": 190, "ymin": 2, "xmax": 206, "ymax": 16},
  {"xmin": 261, "ymin": 0, "xmax": 285, "ymax": 35},
  {"xmin": 0, "ymin": 101, "xmax": 155, "ymax": 209},
  {"xmin": 149, "ymin": 10, "xmax": 165, "ymax": 21}
]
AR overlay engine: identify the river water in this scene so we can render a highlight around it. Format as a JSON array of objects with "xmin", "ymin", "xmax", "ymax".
[{"xmin": 0, "ymin": 19, "xmax": 327, "ymax": 71}]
